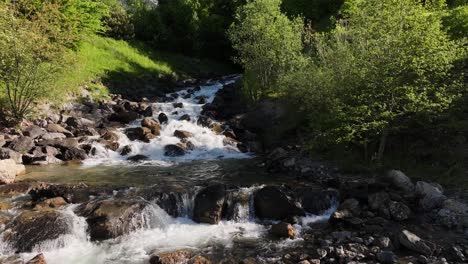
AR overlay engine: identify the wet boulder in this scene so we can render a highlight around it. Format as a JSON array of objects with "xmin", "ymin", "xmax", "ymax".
[
  {"xmin": 158, "ymin": 113, "xmax": 169, "ymax": 124},
  {"xmin": 270, "ymin": 222, "xmax": 295, "ymax": 238},
  {"xmin": 76, "ymin": 199, "xmax": 150, "ymax": 241},
  {"xmin": 164, "ymin": 144, "xmax": 186, "ymax": 157},
  {"xmin": 8, "ymin": 136, "xmax": 34, "ymax": 153},
  {"xmin": 382, "ymin": 170, "xmax": 414, "ymax": 193},
  {"xmin": 141, "ymin": 118, "xmax": 162, "ymax": 135},
  {"xmin": 299, "ymin": 188, "xmax": 338, "ymax": 215},
  {"xmin": 254, "ymin": 186, "xmax": 305, "ymax": 220},
  {"xmin": 174, "ymin": 130, "xmax": 193, "ymax": 140},
  {"xmin": 193, "ymin": 184, "xmax": 226, "ymax": 224},
  {"xmin": 4, "ymin": 210, "xmax": 70, "ymax": 252},
  {"xmin": 139, "ymin": 186, "xmax": 189, "ymax": 217},
  {"xmin": 415, "ymin": 181, "xmax": 446, "ymax": 211},
  {"xmin": 173, "ymin": 102, "xmax": 184, "ymax": 108},
  {"xmin": 127, "ymin": 155, "xmax": 149, "ymax": 162},
  {"xmin": 179, "ymin": 114, "xmax": 191, "ymax": 121},
  {"xmin": 101, "ymin": 130, "xmax": 120, "ymax": 142},
  {"xmin": 0, "ymin": 182, "xmax": 32, "ymax": 196},
  {"xmin": 29, "ymin": 183, "xmax": 91, "ymax": 203},
  {"xmin": 59, "ymin": 147, "xmax": 87, "ymax": 161},
  {"xmin": 108, "ymin": 110, "xmax": 140, "ymax": 124},
  {"xmin": 0, "ymin": 159, "xmax": 25, "ymax": 184},
  {"xmin": 120, "ymin": 145, "xmax": 132, "ymax": 156},
  {"xmin": 125, "ymin": 127, "xmax": 156, "ymax": 143},
  {"xmin": 149, "ymin": 250, "xmax": 193, "ymax": 264},
  {"xmin": 398, "ymin": 229, "xmax": 436, "ymax": 256}
]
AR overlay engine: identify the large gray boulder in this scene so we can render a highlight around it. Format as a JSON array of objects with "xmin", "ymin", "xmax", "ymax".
[
  {"xmin": 254, "ymin": 186, "xmax": 305, "ymax": 220},
  {"xmin": 193, "ymin": 184, "xmax": 226, "ymax": 224},
  {"xmin": 0, "ymin": 159, "xmax": 25, "ymax": 184},
  {"xmin": 382, "ymin": 170, "xmax": 414, "ymax": 193}
]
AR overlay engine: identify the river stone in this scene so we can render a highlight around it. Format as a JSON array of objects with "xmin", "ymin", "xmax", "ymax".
[
  {"xmin": 108, "ymin": 110, "xmax": 140, "ymax": 124},
  {"xmin": 254, "ymin": 186, "xmax": 305, "ymax": 220},
  {"xmin": 59, "ymin": 147, "xmax": 87, "ymax": 161},
  {"xmin": 174, "ymin": 130, "xmax": 193, "ymax": 140},
  {"xmin": 0, "ymin": 182, "xmax": 32, "ymax": 196},
  {"xmin": 127, "ymin": 155, "xmax": 149, "ymax": 162},
  {"xmin": 41, "ymin": 132, "xmax": 67, "ymax": 140},
  {"xmin": 149, "ymin": 250, "xmax": 193, "ymax": 264},
  {"xmin": 179, "ymin": 114, "xmax": 191, "ymax": 121},
  {"xmin": 0, "ymin": 148, "xmax": 23, "ymax": 164},
  {"xmin": 0, "ymin": 159, "xmax": 25, "ymax": 184},
  {"xmin": 377, "ymin": 251, "xmax": 396, "ymax": 264},
  {"xmin": 5, "ymin": 210, "xmax": 70, "ymax": 252},
  {"xmin": 26, "ymin": 253, "xmax": 47, "ymax": 264},
  {"xmin": 141, "ymin": 118, "xmax": 161, "ymax": 135},
  {"xmin": 383, "ymin": 170, "xmax": 414, "ymax": 193},
  {"xmin": 299, "ymin": 188, "xmax": 338, "ymax": 215},
  {"xmin": 415, "ymin": 181, "xmax": 446, "ymax": 211},
  {"xmin": 270, "ymin": 222, "xmax": 295, "ymax": 238},
  {"xmin": 158, "ymin": 113, "xmax": 169, "ymax": 124},
  {"xmin": 101, "ymin": 130, "xmax": 120, "ymax": 142},
  {"xmin": 190, "ymin": 256, "xmax": 212, "ymax": 264},
  {"xmin": 8, "ymin": 136, "xmax": 34, "ymax": 153},
  {"xmin": 37, "ymin": 138, "xmax": 79, "ymax": 149},
  {"xmin": 76, "ymin": 199, "xmax": 149, "ymax": 241},
  {"xmin": 164, "ymin": 144, "xmax": 186, "ymax": 157},
  {"xmin": 0, "ymin": 135, "xmax": 5, "ymax": 147},
  {"xmin": 120, "ymin": 145, "xmax": 132, "ymax": 156},
  {"xmin": 173, "ymin": 102, "xmax": 184, "ymax": 108},
  {"xmin": 125, "ymin": 127, "xmax": 156, "ymax": 143},
  {"xmin": 388, "ymin": 201, "xmax": 411, "ymax": 221},
  {"xmin": 46, "ymin": 123, "xmax": 73, "ymax": 137},
  {"xmin": 29, "ymin": 183, "xmax": 91, "ymax": 203},
  {"xmin": 193, "ymin": 184, "xmax": 226, "ymax": 224},
  {"xmin": 399, "ymin": 230, "xmax": 435, "ymax": 256},
  {"xmin": 23, "ymin": 125, "xmax": 46, "ymax": 139}
]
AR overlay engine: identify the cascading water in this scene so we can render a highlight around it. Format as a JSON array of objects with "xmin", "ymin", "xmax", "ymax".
[{"xmin": 83, "ymin": 76, "xmax": 249, "ymax": 166}]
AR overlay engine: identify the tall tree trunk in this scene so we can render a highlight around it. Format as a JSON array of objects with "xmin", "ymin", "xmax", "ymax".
[{"xmin": 376, "ymin": 125, "xmax": 389, "ymax": 165}]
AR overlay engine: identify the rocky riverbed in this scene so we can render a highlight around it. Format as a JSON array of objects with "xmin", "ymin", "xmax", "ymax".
[{"xmin": 0, "ymin": 76, "xmax": 467, "ymax": 264}]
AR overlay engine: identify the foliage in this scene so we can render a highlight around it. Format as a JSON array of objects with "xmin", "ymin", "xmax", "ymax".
[
  {"xmin": 282, "ymin": 0, "xmax": 462, "ymax": 163},
  {"xmin": 0, "ymin": 3, "xmax": 67, "ymax": 120},
  {"xmin": 443, "ymin": 4, "xmax": 468, "ymax": 39},
  {"xmin": 102, "ymin": 1, "xmax": 135, "ymax": 40},
  {"xmin": 281, "ymin": 0, "xmax": 344, "ymax": 30},
  {"xmin": 228, "ymin": 0, "xmax": 306, "ymax": 102}
]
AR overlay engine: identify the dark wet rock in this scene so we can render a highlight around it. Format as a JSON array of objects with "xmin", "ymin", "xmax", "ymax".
[
  {"xmin": 142, "ymin": 118, "xmax": 161, "ymax": 135},
  {"xmin": 59, "ymin": 147, "xmax": 87, "ymax": 161},
  {"xmin": 0, "ymin": 148, "xmax": 22, "ymax": 164},
  {"xmin": 139, "ymin": 186, "xmax": 189, "ymax": 217},
  {"xmin": 8, "ymin": 136, "xmax": 34, "ymax": 153},
  {"xmin": 0, "ymin": 182, "xmax": 32, "ymax": 196},
  {"xmin": 29, "ymin": 183, "xmax": 91, "ymax": 203},
  {"xmin": 4, "ymin": 210, "xmax": 70, "ymax": 252},
  {"xmin": 223, "ymin": 129, "xmax": 236, "ymax": 139},
  {"xmin": 149, "ymin": 250, "xmax": 193, "ymax": 264},
  {"xmin": 415, "ymin": 181, "xmax": 446, "ymax": 211},
  {"xmin": 197, "ymin": 116, "xmax": 214, "ymax": 128},
  {"xmin": 173, "ymin": 102, "xmax": 184, "ymax": 108},
  {"xmin": 270, "ymin": 222, "xmax": 295, "ymax": 238},
  {"xmin": 377, "ymin": 251, "xmax": 397, "ymax": 263},
  {"xmin": 174, "ymin": 130, "xmax": 193, "ymax": 140},
  {"xmin": 298, "ymin": 188, "xmax": 338, "ymax": 215},
  {"xmin": 436, "ymin": 199, "xmax": 468, "ymax": 229},
  {"xmin": 120, "ymin": 145, "xmax": 132, "ymax": 156},
  {"xmin": 179, "ymin": 114, "xmax": 191, "ymax": 121},
  {"xmin": 123, "ymin": 101, "xmax": 139, "ymax": 112},
  {"xmin": 399, "ymin": 230, "xmax": 435, "ymax": 256},
  {"xmin": 127, "ymin": 155, "xmax": 149, "ymax": 162},
  {"xmin": 254, "ymin": 186, "xmax": 305, "ymax": 220},
  {"xmin": 108, "ymin": 110, "xmax": 139, "ymax": 124},
  {"xmin": 76, "ymin": 199, "xmax": 149, "ymax": 241},
  {"xmin": 45, "ymin": 124, "xmax": 73, "ymax": 137},
  {"xmin": 388, "ymin": 201, "xmax": 411, "ymax": 221},
  {"xmin": 193, "ymin": 184, "xmax": 226, "ymax": 224},
  {"xmin": 222, "ymin": 137, "xmax": 238, "ymax": 147},
  {"xmin": 23, "ymin": 125, "xmax": 46, "ymax": 139},
  {"xmin": 164, "ymin": 144, "xmax": 186, "ymax": 157},
  {"xmin": 443, "ymin": 246, "xmax": 466, "ymax": 262},
  {"xmin": 26, "ymin": 253, "xmax": 47, "ymax": 264},
  {"xmin": 125, "ymin": 127, "xmax": 156, "ymax": 143},
  {"xmin": 158, "ymin": 113, "xmax": 169, "ymax": 124},
  {"xmin": 329, "ymin": 198, "xmax": 361, "ymax": 224},
  {"xmin": 382, "ymin": 170, "xmax": 414, "ymax": 193}
]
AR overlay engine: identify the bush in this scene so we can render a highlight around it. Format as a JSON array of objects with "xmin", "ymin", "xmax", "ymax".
[{"xmin": 102, "ymin": 2, "xmax": 135, "ymax": 40}]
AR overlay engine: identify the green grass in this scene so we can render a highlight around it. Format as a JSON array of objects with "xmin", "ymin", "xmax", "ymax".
[{"xmin": 52, "ymin": 35, "xmax": 235, "ymax": 101}]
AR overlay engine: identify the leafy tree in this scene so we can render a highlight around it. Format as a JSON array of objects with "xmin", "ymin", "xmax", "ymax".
[
  {"xmin": 283, "ymin": 0, "xmax": 462, "ymax": 163},
  {"xmin": 228, "ymin": 0, "xmax": 305, "ymax": 102}
]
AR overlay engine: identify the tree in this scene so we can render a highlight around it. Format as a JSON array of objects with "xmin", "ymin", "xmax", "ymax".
[
  {"xmin": 228, "ymin": 0, "xmax": 305, "ymax": 102},
  {"xmin": 283, "ymin": 0, "xmax": 461, "ymax": 163}
]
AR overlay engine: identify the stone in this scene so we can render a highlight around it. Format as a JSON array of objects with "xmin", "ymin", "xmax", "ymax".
[
  {"xmin": 443, "ymin": 246, "xmax": 465, "ymax": 262},
  {"xmin": 173, "ymin": 102, "xmax": 184, "ymax": 108},
  {"xmin": 270, "ymin": 222, "xmax": 295, "ymax": 238},
  {"xmin": 101, "ymin": 130, "xmax": 120, "ymax": 142},
  {"xmin": 415, "ymin": 181, "xmax": 446, "ymax": 211},
  {"xmin": 0, "ymin": 148, "xmax": 23, "ymax": 163},
  {"xmin": 141, "ymin": 118, "xmax": 161, "ymax": 135},
  {"xmin": 0, "ymin": 135, "xmax": 5, "ymax": 147},
  {"xmin": 9, "ymin": 136, "xmax": 34, "ymax": 153},
  {"xmin": 0, "ymin": 159, "xmax": 25, "ymax": 184},
  {"xmin": 40, "ymin": 132, "xmax": 66, "ymax": 140},
  {"xmin": 383, "ymin": 170, "xmax": 414, "ymax": 192},
  {"xmin": 164, "ymin": 144, "xmax": 186, "ymax": 157},
  {"xmin": 23, "ymin": 125, "xmax": 46, "ymax": 139},
  {"xmin": 388, "ymin": 201, "xmax": 411, "ymax": 221},
  {"xmin": 108, "ymin": 110, "xmax": 139, "ymax": 124},
  {"xmin": 179, "ymin": 114, "xmax": 191, "ymax": 121},
  {"xmin": 399, "ymin": 230, "xmax": 435, "ymax": 256},
  {"xmin": 26, "ymin": 253, "xmax": 47, "ymax": 264},
  {"xmin": 45, "ymin": 124, "xmax": 73, "ymax": 137},
  {"xmin": 4, "ymin": 210, "xmax": 70, "ymax": 252},
  {"xmin": 193, "ymin": 184, "xmax": 226, "ymax": 224},
  {"xmin": 142, "ymin": 106, "xmax": 153, "ymax": 117},
  {"xmin": 174, "ymin": 130, "xmax": 193, "ymax": 140},
  {"xmin": 59, "ymin": 147, "xmax": 87, "ymax": 161},
  {"xmin": 34, "ymin": 197, "xmax": 67, "ymax": 209},
  {"xmin": 36, "ymin": 138, "xmax": 79, "ymax": 149},
  {"xmin": 0, "ymin": 182, "xmax": 32, "ymax": 196},
  {"xmin": 76, "ymin": 199, "xmax": 149, "ymax": 241},
  {"xmin": 254, "ymin": 186, "xmax": 305, "ymax": 220},
  {"xmin": 125, "ymin": 127, "xmax": 156, "ymax": 143},
  {"xmin": 299, "ymin": 188, "xmax": 338, "ymax": 215},
  {"xmin": 158, "ymin": 113, "xmax": 169, "ymax": 124},
  {"xmin": 377, "ymin": 251, "xmax": 396, "ymax": 264},
  {"xmin": 120, "ymin": 145, "xmax": 132, "ymax": 156},
  {"xmin": 127, "ymin": 155, "xmax": 149, "ymax": 162},
  {"xmin": 189, "ymin": 256, "xmax": 212, "ymax": 264},
  {"xmin": 149, "ymin": 250, "xmax": 193, "ymax": 264}
]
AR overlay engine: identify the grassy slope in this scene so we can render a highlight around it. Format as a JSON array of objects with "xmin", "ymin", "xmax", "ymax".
[{"xmin": 53, "ymin": 35, "xmax": 234, "ymax": 100}]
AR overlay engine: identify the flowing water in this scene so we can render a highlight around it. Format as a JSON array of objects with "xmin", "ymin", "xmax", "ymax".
[{"xmin": 0, "ymin": 77, "xmax": 336, "ymax": 264}]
